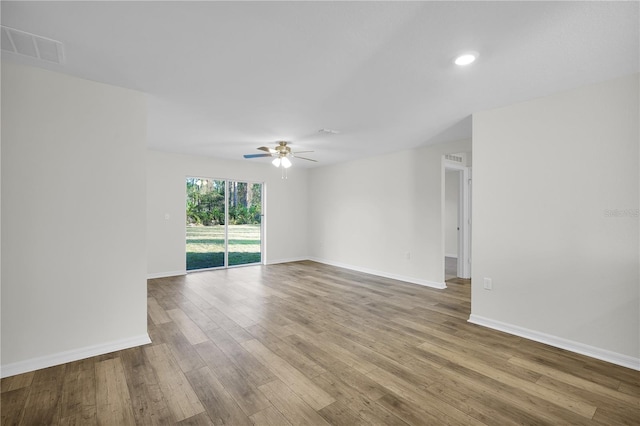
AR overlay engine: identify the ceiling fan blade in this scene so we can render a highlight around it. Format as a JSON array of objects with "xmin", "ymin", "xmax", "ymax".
[
  {"xmin": 292, "ymin": 155, "xmax": 318, "ymax": 162},
  {"xmin": 292, "ymin": 150, "xmax": 314, "ymax": 154},
  {"xmin": 258, "ymin": 146, "xmax": 277, "ymax": 153},
  {"xmin": 244, "ymin": 153, "xmax": 273, "ymax": 158}
]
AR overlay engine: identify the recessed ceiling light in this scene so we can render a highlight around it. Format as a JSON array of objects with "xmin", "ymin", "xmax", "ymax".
[{"xmin": 454, "ymin": 52, "xmax": 478, "ymax": 66}]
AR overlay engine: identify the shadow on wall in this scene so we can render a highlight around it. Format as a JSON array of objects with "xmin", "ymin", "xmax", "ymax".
[{"xmin": 425, "ymin": 115, "xmax": 472, "ymax": 146}]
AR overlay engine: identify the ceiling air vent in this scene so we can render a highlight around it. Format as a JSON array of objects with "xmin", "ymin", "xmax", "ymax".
[
  {"xmin": 1, "ymin": 26, "xmax": 64, "ymax": 64},
  {"xmin": 444, "ymin": 154, "xmax": 464, "ymax": 163}
]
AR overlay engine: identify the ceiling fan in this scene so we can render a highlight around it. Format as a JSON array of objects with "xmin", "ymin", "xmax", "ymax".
[{"xmin": 243, "ymin": 141, "xmax": 317, "ymax": 168}]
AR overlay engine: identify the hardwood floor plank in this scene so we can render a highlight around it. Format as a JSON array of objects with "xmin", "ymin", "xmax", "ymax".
[
  {"xmin": 167, "ymin": 308, "xmax": 210, "ymax": 345},
  {"xmin": 1, "ymin": 388, "xmax": 29, "ymax": 426},
  {"xmin": 418, "ymin": 340, "xmax": 597, "ymax": 419},
  {"xmin": 184, "ymin": 366, "xmax": 252, "ymax": 426},
  {"xmin": 205, "ymin": 327, "xmax": 276, "ymax": 386},
  {"xmin": 175, "ymin": 412, "xmax": 215, "ymax": 425},
  {"xmin": 258, "ymin": 379, "xmax": 331, "ymax": 426},
  {"xmin": 282, "ymin": 333, "xmax": 359, "ymax": 377},
  {"xmin": 426, "ymin": 377, "xmax": 548, "ymax": 425},
  {"xmin": 313, "ymin": 330, "xmax": 391, "ymax": 375},
  {"xmin": 0, "ymin": 372, "xmax": 34, "ymax": 393},
  {"xmin": 246, "ymin": 324, "xmax": 327, "ymax": 379},
  {"xmin": 617, "ymin": 380, "xmax": 640, "ymax": 397},
  {"xmin": 177, "ymin": 299, "xmax": 221, "ymax": 335},
  {"xmin": 376, "ymin": 392, "xmax": 463, "ymax": 426},
  {"xmin": 366, "ymin": 366, "xmax": 484, "ymax": 425},
  {"xmin": 231, "ymin": 277, "xmax": 293, "ymax": 301},
  {"xmin": 423, "ymin": 355, "xmax": 593, "ymax": 425},
  {"xmin": 188, "ymin": 285, "xmax": 257, "ymax": 328},
  {"xmin": 148, "ymin": 283, "xmax": 180, "ymax": 311},
  {"xmin": 535, "ymin": 375, "xmax": 640, "ymax": 425},
  {"xmin": 20, "ymin": 365, "xmax": 66, "ymax": 425},
  {"xmin": 241, "ymin": 339, "xmax": 336, "ymax": 411},
  {"xmin": 192, "ymin": 275, "xmax": 248, "ymax": 303},
  {"xmin": 293, "ymin": 329, "xmax": 378, "ymax": 375},
  {"xmin": 510, "ymin": 356, "xmax": 639, "ymax": 406},
  {"xmin": 311, "ymin": 372, "xmax": 407, "ymax": 426},
  {"xmin": 119, "ymin": 346, "xmax": 175, "ymax": 425},
  {"xmin": 194, "ymin": 340, "xmax": 272, "ymax": 416},
  {"xmin": 317, "ymin": 400, "xmax": 369, "ymax": 426},
  {"xmin": 328, "ymin": 366, "xmax": 390, "ymax": 401},
  {"xmin": 591, "ymin": 405, "xmax": 640, "ymax": 426},
  {"xmin": 281, "ymin": 278, "xmax": 332, "ymax": 298},
  {"xmin": 153, "ymin": 321, "xmax": 206, "ymax": 374},
  {"xmin": 56, "ymin": 358, "xmax": 97, "ymax": 425},
  {"xmin": 179, "ymin": 292, "xmax": 254, "ymax": 341},
  {"xmin": 319, "ymin": 328, "xmax": 440, "ymax": 392},
  {"xmin": 407, "ymin": 327, "xmax": 543, "ymax": 383},
  {"xmin": 148, "ymin": 296, "xmax": 172, "ymax": 325},
  {"xmin": 144, "ymin": 344, "xmax": 205, "ymax": 421},
  {"xmin": 95, "ymin": 357, "xmax": 136, "ymax": 425},
  {"xmin": 249, "ymin": 406, "xmax": 292, "ymax": 425}
]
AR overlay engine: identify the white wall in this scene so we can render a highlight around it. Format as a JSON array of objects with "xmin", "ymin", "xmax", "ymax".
[
  {"xmin": 444, "ymin": 171, "xmax": 459, "ymax": 257},
  {"xmin": 308, "ymin": 139, "xmax": 472, "ymax": 288},
  {"xmin": 472, "ymin": 73, "xmax": 639, "ymax": 368},
  {"xmin": 1, "ymin": 63, "xmax": 149, "ymax": 376},
  {"xmin": 147, "ymin": 150, "xmax": 308, "ymax": 277}
]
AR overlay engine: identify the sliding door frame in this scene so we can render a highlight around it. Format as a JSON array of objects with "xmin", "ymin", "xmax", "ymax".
[{"xmin": 186, "ymin": 176, "xmax": 265, "ymax": 272}]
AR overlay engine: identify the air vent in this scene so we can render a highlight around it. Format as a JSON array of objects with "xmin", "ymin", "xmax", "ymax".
[
  {"xmin": 445, "ymin": 154, "xmax": 464, "ymax": 163},
  {"xmin": 1, "ymin": 26, "xmax": 64, "ymax": 64}
]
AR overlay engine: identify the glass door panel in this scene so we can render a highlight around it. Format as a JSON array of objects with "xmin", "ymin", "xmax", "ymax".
[
  {"xmin": 186, "ymin": 178, "xmax": 226, "ymax": 270},
  {"xmin": 228, "ymin": 182, "xmax": 262, "ymax": 266}
]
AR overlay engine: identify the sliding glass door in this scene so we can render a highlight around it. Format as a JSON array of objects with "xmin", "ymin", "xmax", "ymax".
[
  {"xmin": 186, "ymin": 177, "xmax": 262, "ymax": 271},
  {"xmin": 228, "ymin": 182, "xmax": 263, "ymax": 266},
  {"xmin": 186, "ymin": 178, "xmax": 226, "ymax": 270}
]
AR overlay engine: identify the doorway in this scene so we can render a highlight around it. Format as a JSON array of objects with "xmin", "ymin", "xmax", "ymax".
[
  {"xmin": 444, "ymin": 170, "xmax": 460, "ymax": 280},
  {"xmin": 186, "ymin": 177, "xmax": 263, "ymax": 271},
  {"xmin": 443, "ymin": 156, "xmax": 471, "ymax": 279}
]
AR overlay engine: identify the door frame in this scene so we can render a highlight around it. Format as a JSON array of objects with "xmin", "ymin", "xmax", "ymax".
[{"xmin": 444, "ymin": 163, "xmax": 471, "ymax": 279}]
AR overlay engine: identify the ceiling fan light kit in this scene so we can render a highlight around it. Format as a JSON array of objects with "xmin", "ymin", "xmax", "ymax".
[
  {"xmin": 271, "ymin": 157, "xmax": 292, "ymax": 168},
  {"xmin": 280, "ymin": 157, "xmax": 292, "ymax": 168},
  {"xmin": 244, "ymin": 140, "xmax": 316, "ymax": 178}
]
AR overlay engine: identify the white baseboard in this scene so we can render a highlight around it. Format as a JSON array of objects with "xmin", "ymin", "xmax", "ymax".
[
  {"xmin": 0, "ymin": 334, "xmax": 152, "ymax": 378},
  {"xmin": 468, "ymin": 314, "xmax": 640, "ymax": 371},
  {"xmin": 147, "ymin": 270, "xmax": 186, "ymax": 279},
  {"xmin": 309, "ymin": 257, "xmax": 446, "ymax": 290},
  {"xmin": 266, "ymin": 256, "xmax": 308, "ymax": 265}
]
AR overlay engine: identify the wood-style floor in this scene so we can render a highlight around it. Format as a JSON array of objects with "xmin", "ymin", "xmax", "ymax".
[{"xmin": 2, "ymin": 261, "xmax": 638, "ymax": 425}]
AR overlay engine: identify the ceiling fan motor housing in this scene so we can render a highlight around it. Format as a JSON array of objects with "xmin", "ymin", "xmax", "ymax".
[{"xmin": 276, "ymin": 141, "xmax": 291, "ymax": 157}]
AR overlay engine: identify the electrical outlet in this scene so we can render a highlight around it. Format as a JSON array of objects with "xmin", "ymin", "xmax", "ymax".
[{"xmin": 483, "ymin": 277, "xmax": 492, "ymax": 290}]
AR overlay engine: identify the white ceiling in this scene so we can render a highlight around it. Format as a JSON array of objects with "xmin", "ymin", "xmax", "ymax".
[{"xmin": 2, "ymin": 1, "xmax": 638, "ymax": 167}]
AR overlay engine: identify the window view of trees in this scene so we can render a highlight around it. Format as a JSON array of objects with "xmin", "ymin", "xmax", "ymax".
[
  {"xmin": 186, "ymin": 179, "xmax": 261, "ymax": 225},
  {"xmin": 186, "ymin": 178, "xmax": 225, "ymax": 225}
]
